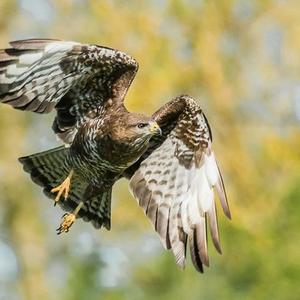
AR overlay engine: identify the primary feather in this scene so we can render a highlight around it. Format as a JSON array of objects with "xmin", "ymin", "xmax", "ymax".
[
  {"xmin": 0, "ymin": 39, "xmax": 138, "ymax": 144},
  {"xmin": 128, "ymin": 95, "xmax": 230, "ymax": 272},
  {"xmin": 0, "ymin": 39, "xmax": 230, "ymax": 273}
]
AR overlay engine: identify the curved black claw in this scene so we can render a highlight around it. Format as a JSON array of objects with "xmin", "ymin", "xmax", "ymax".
[{"xmin": 56, "ymin": 213, "xmax": 75, "ymax": 235}]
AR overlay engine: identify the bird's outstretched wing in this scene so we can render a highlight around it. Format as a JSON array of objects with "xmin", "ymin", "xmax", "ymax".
[
  {"xmin": 0, "ymin": 39, "xmax": 138, "ymax": 143},
  {"xmin": 125, "ymin": 95, "xmax": 230, "ymax": 273}
]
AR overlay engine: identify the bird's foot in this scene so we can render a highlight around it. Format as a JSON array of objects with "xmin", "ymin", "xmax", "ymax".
[
  {"xmin": 51, "ymin": 170, "xmax": 74, "ymax": 206},
  {"xmin": 56, "ymin": 213, "xmax": 76, "ymax": 234}
]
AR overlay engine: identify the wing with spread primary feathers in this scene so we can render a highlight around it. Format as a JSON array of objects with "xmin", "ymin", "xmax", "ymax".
[
  {"xmin": 125, "ymin": 95, "xmax": 231, "ymax": 273},
  {"xmin": 0, "ymin": 39, "xmax": 138, "ymax": 143}
]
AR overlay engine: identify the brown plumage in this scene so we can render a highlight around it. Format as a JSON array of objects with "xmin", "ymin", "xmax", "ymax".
[{"xmin": 0, "ymin": 39, "xmax": 230, "ymax": 273}]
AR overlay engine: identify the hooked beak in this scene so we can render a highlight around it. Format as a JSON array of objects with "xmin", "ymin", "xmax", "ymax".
[{"xmin": 149, "ymin": 121, "xmax": 162, "ymax": 136}]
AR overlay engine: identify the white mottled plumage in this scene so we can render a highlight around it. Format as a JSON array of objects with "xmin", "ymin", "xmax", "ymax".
[
  {"xmin": 129, "ymin": 96, "xmax": 230, "ymax": 272},
  {"xmin": 204, "ymin": 151, "xmax": 219, "ymax": 187},
  {"xmin": 44, "ymin": 41, "xmax": 78, "ymax": 54},
  {"xmin": 0, "ymin": 39, "xmax": 138, "ymax": 143},
  {"xmin": 6, "ymin": 64, "xmax": 27, "ymax": 76},
  {"xmin": 19, "ymin": 52, "xmax": 43, "ymax": 64},
  {"xmin": 0, "ymin": 39, "xmax": 229, "ymax": 273}
]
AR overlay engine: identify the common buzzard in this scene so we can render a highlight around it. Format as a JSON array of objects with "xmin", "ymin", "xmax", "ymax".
[{"xmin": 0, "ymin": 39, "xmax": 230, "ymax": 272}]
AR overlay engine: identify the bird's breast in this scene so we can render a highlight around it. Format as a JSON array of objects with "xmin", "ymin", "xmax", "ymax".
[{"xmin": 68, "ymin": 134, "xmax": 148, "ymax": 184}]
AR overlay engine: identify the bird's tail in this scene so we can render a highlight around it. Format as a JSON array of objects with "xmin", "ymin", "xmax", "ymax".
[
  {"xmin": 19, "ymin": 146, "xmax": 70, "ymax": 192},
  {"xmin": 19, "ymin": 146, "xmax": 112, "ymax": 230}
]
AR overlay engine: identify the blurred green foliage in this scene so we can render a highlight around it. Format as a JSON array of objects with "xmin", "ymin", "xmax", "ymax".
[{"xmin": 0, "ymin": 0, "xmax": 300, "ymax": 299}]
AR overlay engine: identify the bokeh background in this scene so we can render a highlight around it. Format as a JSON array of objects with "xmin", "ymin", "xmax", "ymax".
[{"xmin": 0, "ymin": 0, "xmax": 300, "ymax": 299}]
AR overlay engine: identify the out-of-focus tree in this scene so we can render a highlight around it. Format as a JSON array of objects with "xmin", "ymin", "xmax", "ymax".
[
  {"xmin": 0, "ymin": 2, "xmax": 53, "ymax": 300},
  {"xmin": 0, "ymin": 0, "xmax": 300, "ymax": 299}
]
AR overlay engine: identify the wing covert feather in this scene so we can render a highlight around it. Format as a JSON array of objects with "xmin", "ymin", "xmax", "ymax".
[
  {"xmin": 128, "ymin": 95, "xmax": 230, "ymax": 272},
  {"xmin": 0, "ymin": 39, "xmax": 138, "ymax": 143}
]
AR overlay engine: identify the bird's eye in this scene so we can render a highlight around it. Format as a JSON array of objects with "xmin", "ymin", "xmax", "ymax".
[{"xmin": 137, "ymin": 123, "xmax": 148, "ymax": 129}]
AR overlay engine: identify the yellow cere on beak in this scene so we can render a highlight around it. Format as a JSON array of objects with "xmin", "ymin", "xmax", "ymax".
[{"xmin": 149, "ymin": 121, "xmax": 162, "ymax": 135}]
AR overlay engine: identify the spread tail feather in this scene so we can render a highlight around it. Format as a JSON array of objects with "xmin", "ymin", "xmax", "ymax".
[{"xmin": 19, "ymin": 147, "xmax": 112, "ymax": 230}]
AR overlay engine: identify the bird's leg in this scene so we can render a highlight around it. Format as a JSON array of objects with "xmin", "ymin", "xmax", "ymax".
[
  {"xmin": 56, "ymin": 201, "xmax": 84, "ymax": 234},
  {"xmin": 51, "ymin": 169, "xmax": 74, "ymax": 206},
  {"xmin": 56, "ymin": 185, "xmax": 97, "ymax": 234}
]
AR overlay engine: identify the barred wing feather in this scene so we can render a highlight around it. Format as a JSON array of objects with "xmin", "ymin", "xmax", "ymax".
[
  {"xmin": 129, "ymin": 95, "xmax": 230, "ymax": 272},
  {"xmin": 0, "ymin": 39, "xmax": 138, "ymax": 143}
]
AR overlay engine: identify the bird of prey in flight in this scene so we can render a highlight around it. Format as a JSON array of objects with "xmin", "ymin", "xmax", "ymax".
[{"xmin": 0, "ymin": 39, "xmax": 230, "ymax": 272}]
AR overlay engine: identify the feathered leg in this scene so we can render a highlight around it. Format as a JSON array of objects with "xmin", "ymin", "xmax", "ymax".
[{"xmin": 51, "ymin": 169, "xmax": 74, "ymax": 206}]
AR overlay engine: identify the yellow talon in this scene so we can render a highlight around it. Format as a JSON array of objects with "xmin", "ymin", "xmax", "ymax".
[
  {"xmin": 51, "ymin": 169, "xmax": 74, "ymax": 205},
  {"xmin": 56, "ymin": 201, "xmax": 84, "ymax": 234},
  {"xmin": 56, "ymin": 213, "xmax": 76, "ymax": 234}
]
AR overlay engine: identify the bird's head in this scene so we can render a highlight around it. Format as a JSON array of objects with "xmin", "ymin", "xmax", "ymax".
[{"xmin": 109, "ymin": 112, "xmax": 162, "ymax": 146}]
